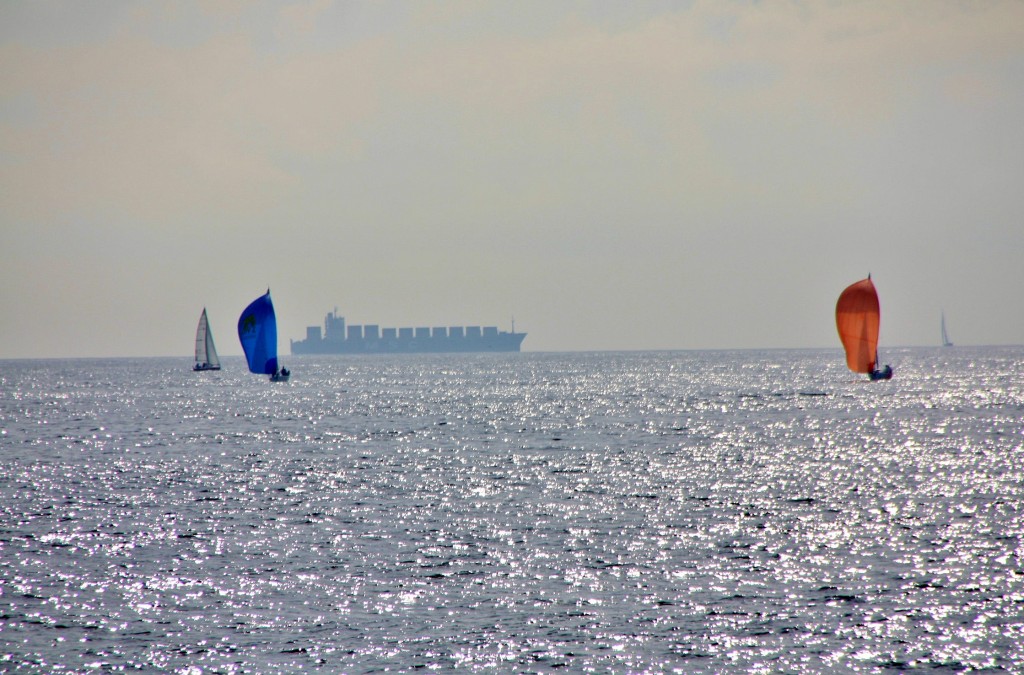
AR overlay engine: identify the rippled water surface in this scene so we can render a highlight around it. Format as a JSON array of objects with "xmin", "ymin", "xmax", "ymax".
[{"xmin": 2, "ymin": 348, "xmax": 1023, "ymax": 673}]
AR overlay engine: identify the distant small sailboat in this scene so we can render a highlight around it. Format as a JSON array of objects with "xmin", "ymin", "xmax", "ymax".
[
  {"xmin": 836, "ymin": 275, "xmax": 893, "ymax": 380},
  {"xmin": 941, "ymin": 312, "xmax": 954, "ymax": 347},
  {"xmin": 193, "ymin": 308, "xmax": 221, "ymax": 371},
  {"xmin": 238, "ymin": 289, "xmax": 290, "ymax": 382}
]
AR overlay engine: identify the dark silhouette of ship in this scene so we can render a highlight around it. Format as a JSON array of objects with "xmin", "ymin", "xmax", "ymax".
[{"xmin": 291, "ymin": 310, "xmax": 526, "ymax": 355}]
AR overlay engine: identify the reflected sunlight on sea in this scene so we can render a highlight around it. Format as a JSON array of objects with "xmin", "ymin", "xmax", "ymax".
[{"xmin": 1, "ymin": 348, "xmax": 1022, "ymax": 673}]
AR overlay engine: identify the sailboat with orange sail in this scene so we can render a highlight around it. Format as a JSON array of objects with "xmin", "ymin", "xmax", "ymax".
[{"xmin": 835, "ymin": 275, "xmax": 893, "ymax": 380}]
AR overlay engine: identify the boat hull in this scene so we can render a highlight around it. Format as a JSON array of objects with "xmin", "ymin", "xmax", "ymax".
[
  {"xmin": 193, "ymin": 363, "xmax": 221, "ymax": 371},
  {"xmin": 292, "ymin": 333, "xmax": 526, "ymax": 355},
  {"xmin": 869, "ymin": 365, "xmax": 893, "ymax": 380}
]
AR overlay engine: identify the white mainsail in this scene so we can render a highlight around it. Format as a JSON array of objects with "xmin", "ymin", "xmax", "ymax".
[{"xmin": 194, "ymin": 308, "xmax": 221, "ymax": 370}]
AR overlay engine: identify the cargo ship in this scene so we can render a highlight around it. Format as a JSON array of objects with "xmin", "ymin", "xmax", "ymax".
[{"xmin": 290, "ymin": 310, "xmax": 526, "ymax": 355}]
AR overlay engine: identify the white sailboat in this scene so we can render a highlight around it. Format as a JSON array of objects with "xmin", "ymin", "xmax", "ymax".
[
  {"xmin": 941, "ymin": 312, "xmax": 953, "ymax": 347},
  {"xmin": 193, "ymin": 308, "xmax": 222, "ymax": 371}
]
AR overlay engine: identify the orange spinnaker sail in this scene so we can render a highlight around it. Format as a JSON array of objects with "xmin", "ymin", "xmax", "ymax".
[{"xmin": 835, "ymin": 277, "xmax": 880, "ymax": 374}]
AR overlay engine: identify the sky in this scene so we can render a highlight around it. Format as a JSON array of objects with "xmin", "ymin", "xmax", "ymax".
[{"xmin": 2, "ymin": 0, "xmax": 1023, "ymax": 358}]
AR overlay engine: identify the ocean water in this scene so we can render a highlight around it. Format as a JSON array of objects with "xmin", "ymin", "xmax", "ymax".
[{"xmin": 1, "ymin": 348, "xmax": 1022, "ymax": 674}]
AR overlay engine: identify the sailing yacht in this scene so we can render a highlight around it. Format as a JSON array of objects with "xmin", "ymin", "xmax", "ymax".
[
  {"xmin": 941, "ymin": 312, "xmax": 954, "ymax": 347},
  {"xmin": 836, "ymin": 276, "xmax": 892, "ymax": 380},
  {"xmin": 193, "ymin": 308, "xmax": 221, "ymax": 371},
  {"xmin": 238, "ymin": 290, "xmax": 290, "ymax": 382}
]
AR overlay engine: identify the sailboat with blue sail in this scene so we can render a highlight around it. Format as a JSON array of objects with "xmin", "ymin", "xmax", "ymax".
[{"xmin": 238, "ymin": 289, "xmax": 290, "ymax": 382}]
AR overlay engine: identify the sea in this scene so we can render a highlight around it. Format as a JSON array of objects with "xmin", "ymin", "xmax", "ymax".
[{"xmin": 1, "ymin": 347, "xmax": 1022, "ymax": 674}]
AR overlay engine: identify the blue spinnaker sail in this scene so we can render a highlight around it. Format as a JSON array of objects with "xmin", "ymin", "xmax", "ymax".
[{"xmin": 238, "ymin": 290, "xmax": 278, "ymax": 375}]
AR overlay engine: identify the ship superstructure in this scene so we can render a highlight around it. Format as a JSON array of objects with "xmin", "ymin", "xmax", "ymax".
[{"xmin": 291, "ymin": 310, "xmax": 526, "ymax": 354}]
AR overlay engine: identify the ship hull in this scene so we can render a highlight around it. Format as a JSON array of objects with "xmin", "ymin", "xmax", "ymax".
[{"xmin": 292, "ymin": 332, "xmax": 525, "ymax": 355}]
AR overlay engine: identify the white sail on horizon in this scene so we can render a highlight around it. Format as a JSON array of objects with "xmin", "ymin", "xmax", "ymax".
[{"xmin": 194, "ymin": 308, "xmax": 221, "ymax": 369}]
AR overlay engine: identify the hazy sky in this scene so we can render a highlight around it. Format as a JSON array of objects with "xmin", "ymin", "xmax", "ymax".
[{"xmin": 2, "ymin": 0, "xmax": 1023, "ymax": 358}]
